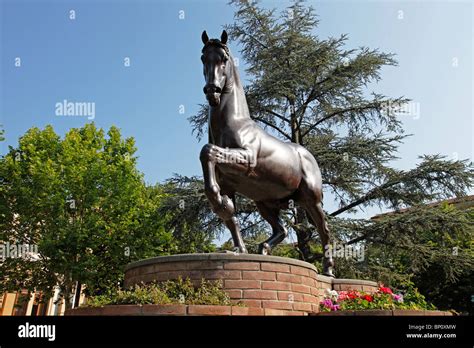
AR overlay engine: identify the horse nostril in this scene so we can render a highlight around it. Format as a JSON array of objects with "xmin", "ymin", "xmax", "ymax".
[{"xmin": 204, "ymin": 85, "xmax": 221, "ymax": 95}]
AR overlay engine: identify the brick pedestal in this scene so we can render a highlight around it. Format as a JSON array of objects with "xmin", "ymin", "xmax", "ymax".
[{"xmin": 123, "ymin": 253, "xmax": 377, "ymax": 315}]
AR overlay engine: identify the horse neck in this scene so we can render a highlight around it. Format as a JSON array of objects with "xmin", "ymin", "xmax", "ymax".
[{"xmin": 214, "ymin": 59, "xmax": 251, "ymax": 122}]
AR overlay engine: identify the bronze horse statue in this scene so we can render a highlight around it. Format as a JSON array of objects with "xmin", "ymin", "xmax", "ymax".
[{"xmin": 199, "ymin": 30, "xmax": 334, "ymax": 276}]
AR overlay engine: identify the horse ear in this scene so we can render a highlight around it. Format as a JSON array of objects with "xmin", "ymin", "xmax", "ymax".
[
  {"xmin": 221, "ymin": 30, "xmax": 228, "ymax": 45},
  {"xmin": 202, "ymin": 31, "xmax": 209, "ymax": 45}
]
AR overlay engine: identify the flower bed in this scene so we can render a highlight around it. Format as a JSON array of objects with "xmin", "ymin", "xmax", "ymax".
[{"xmin": 319, "ymin": 285, "xmax": 437, "ymax": 312}]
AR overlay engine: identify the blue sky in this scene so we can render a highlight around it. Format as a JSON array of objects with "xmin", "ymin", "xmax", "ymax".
[{"xmin": 1, "ymin": 0, "xmax": 472, "ymax": 218}]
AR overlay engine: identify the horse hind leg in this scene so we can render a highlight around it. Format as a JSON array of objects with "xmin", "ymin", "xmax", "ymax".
[
  {"xmin": 297, "ymin": 178, "xmax": 335, "ymax": 276},
  {"xmin": 294, "ymin": 147, "xmax": 334, "ymax": 276},
  {"xmin": 304, "ymin": 201, "xmax": 335, "ymax": 277},
  {"xmin": 256, "ymin": 201, "xmax": 288, "ymax": 255}
]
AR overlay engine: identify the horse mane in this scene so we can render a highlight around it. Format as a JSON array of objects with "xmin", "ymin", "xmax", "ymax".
[{"xmin": 202, "ymin": 39, "xmax": 230, "ymax": 58}]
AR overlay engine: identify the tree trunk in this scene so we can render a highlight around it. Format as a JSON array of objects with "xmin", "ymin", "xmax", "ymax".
[
  {"xmin": 294, "ymin": 207, "xmax": 313, "ymax": 261},
  {"xmin": 290, "ymin": 102, "xmax": 301, "ymax": 144},
  {"xmin": 63, "ymin": 283, "xmax": 73, "ymax": 310},
  {"xmin": 72, "ymin": 281, "xmax": 82, "ymax": 309}
]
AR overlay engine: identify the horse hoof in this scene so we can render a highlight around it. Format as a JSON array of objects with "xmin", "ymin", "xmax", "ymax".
[
  {"xmin": 322, "ymin": 258, "xmax": 335, "ymax": 277},
  {"xmin": 323, "ymin": 271, "xmax": 335, "ymax": 278},
  {"xmin": 322, "ymin": 267, "xmax": 335, "ymax": 278},
  {"xmin": 258, "ymin": 243, "xmax": 271, "ymax": 255},
  {"xmin": 232, "ymin": 246, "xmax": 248, "ymax": 254}
]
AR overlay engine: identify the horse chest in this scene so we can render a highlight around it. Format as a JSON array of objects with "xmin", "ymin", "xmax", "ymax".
[{"xmin": 210, "ymin": 122, "xmax": 242, "ymax": 148}]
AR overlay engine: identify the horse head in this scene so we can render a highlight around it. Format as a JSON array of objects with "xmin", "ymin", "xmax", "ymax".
[{"xmin": 201, "ymin": 30, "xmax": 231, "ymax": 107}]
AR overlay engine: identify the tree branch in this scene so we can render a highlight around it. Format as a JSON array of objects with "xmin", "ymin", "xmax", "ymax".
[
  {"xmin": 262, "ymin": 108, "xmax": 290, "ymax": 124},
  {"xmin": 329, "ymin": 182, "xmax": 395, "ymax": 217},
  {"xmin": 253, "ymin": 116, "xmax": 292, "ymax": 141},
  {"xmin": 302, "ymin": 104, "xmax": 378, "ymax": 138}
]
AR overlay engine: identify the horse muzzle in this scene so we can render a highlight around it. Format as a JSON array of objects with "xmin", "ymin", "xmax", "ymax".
[{"xmin": 204, "ymin": 85, "xmax": 222, "ymax": 107}]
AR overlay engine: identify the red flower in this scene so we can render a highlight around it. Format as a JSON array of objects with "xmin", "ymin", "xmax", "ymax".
[
  {"xmin": 347, "ymin": 290, "xmax": 360, "ymax": 299},
  {"xmin": 363, "ymin": 295, "xmax": 373, "ymax": 302},
  {"xmin": 379, "ymin": 286, "xmax": 393, "ymax": 294}
]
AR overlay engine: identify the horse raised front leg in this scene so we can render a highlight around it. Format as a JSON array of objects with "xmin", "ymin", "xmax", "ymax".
[
  {"xmin": 200, "ymin": 144, "xmax": 225, "ymax": 213},
  {"xmin": 200, "ymin": 144, "xmax": 248, "ymax": 253},
  {"xmin": 199, "ymin": 142, "xmax": 256, "ymax": 205}
]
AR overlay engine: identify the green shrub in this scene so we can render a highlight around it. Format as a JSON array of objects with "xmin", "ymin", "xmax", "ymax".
[
  {"xmin": 84, "ymin": 277, "xmax": 232, "ymax": 307},
  {"xmin": 193, "ymin": 279, "xmax": 233, "ymax": 305}
]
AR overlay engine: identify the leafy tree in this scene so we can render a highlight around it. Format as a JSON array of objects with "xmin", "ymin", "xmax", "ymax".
[
  {"xmin": 150, "ymin": 177, "xmax": 218, "ymax": 253},
  {"xmin": 187, "ymin": 0, "xmax": 474, "ymax": 311},
  {"xmin": 0, "ymin": 124, "xmax": 174, "ymax": 308}
]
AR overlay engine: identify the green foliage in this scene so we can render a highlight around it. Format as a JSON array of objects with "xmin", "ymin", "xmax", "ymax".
[
  {"xmin": 0, "ymin": 124, "xmax": 175, "ymax": 307},
  {"xmin": 271, "ymin": 243, "xmax": 301, "ymax": 260},
  {"xmin": 156, "ymin": 175, "xmax": 219, "ymax": 253},
  {"xmin": 242, "ymin": 233, "xmax": 268, "ymax": 254},
  {"xmin": 402, "ymin": 286, "xmax": 436, "ymax": 311},
  {"xmin": 84, "ymin": 278, "xmax": 232, "ymax": 307},
  {"xmin": 158, "ymin": 175, "xmax": 269, "ymax": 250},
  {"xmin": 218, "ymin": 232, "xmax": 302, "ymax": 258}
]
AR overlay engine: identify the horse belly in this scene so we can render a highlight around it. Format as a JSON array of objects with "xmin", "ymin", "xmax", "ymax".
[
  {"xmin": 218, "ymin": 159, "xmax": 301, "ymax": 201},
  {"xmin": 220, "ymin": 175, "xmax": 294, "ymax": 201}
]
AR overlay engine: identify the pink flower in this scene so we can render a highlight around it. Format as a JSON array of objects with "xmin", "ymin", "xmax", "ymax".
[
  {"xmin": 392, "ymin": 293, "xmax": 403, "ymax": 302},
  {"xmin": 322, "ymin": 298, "xmax": 333, "ymax": 309},
  {"xmin": 321, "ymin": 298, "xmax": 341, "ymax": 311},
  {"xmin": 338, "ymin": 291, "xmax": 349, "ymax": 301}
]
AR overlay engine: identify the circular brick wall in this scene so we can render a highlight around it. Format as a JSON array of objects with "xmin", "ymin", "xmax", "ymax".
[
  {"xmin": 332, "ymin": 279, "xmax": 378, "ymax": 293},
  {"xmin": 125, "ymin": 253, "xmax": 377, "ymax": 315},
  {"xmin": 66, "ymin": 304, "xmax": 296, "ymax": 316}
]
